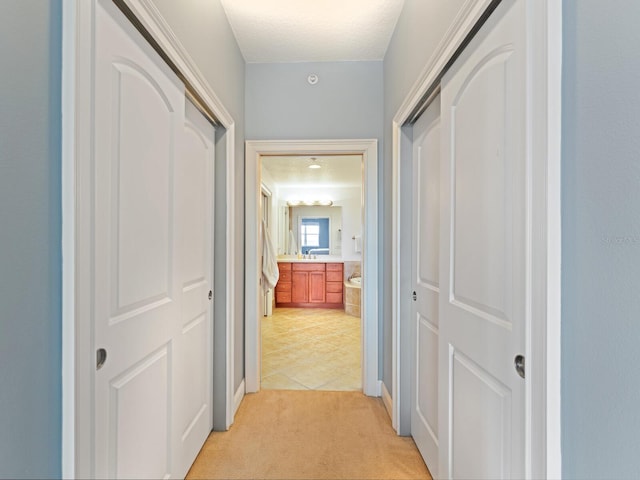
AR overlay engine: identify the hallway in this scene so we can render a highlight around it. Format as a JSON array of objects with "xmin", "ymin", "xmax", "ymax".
[
  {"xmin": 186, "ymin": 390, "xmax": 431, "ymax": 479},
  {"xmin": 0, "ymin": 0, "xmax": 571, "ymax": 477}
]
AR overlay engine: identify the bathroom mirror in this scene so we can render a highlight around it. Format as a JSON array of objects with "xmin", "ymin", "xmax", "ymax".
[{"xmin": 279, "ymin": 205, "xmax": 342, "ymax": 256}]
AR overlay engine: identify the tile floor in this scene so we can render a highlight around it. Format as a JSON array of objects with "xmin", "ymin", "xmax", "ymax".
[{"xmin": 261, "ymin": 307, "xmax": 362, "ymax": 391}]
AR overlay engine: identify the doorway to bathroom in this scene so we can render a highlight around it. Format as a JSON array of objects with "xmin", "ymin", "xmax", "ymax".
[
  {"xmin": 245, "ymin": 139, "xmax": 379, "ymax": 397},
  {"xmin": 260, "ymin": 154, "xmax": 363, "ymax": 391}
]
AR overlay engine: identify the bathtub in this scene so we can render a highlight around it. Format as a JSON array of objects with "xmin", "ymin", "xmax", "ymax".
[{"xmin": 344, "ymin": 277, "xmax": 361, "ymax": 317}]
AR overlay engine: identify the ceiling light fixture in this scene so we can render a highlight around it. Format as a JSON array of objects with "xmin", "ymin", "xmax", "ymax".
[{"xmin": 308, "ymin": 157, "xmax": 321, "ymax": 169}]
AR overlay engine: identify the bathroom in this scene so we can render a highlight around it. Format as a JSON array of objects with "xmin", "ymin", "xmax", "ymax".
[{"xmin": 260, "ymin": 154, "xmax": 363, "ymax": 391}]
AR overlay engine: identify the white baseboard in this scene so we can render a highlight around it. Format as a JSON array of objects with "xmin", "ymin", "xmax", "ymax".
[
  {"xmin": 233, "ymin": 379, "xmax": 245, "ymax": 417},
  {"xmin": 381, "ymin": 380, "xmax": 393, "ymax": 421}
]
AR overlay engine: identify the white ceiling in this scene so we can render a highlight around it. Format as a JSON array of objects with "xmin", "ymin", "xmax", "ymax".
[
  {"xmin": 262, "ymin": 155, "xmax": 362, "ymax": 188},
  {"xmin": 220, "ymin": 0, "xmax": 405, "ymax": 63}
]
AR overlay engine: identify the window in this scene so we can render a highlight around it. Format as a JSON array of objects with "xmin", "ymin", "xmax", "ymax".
[
  {"xmin": 300, "ymin": 217, "xmax": 330, "ymax": 254},
  {"xmin": 301, "ymin": 222, "xmax": 320, "ymax": 248}
]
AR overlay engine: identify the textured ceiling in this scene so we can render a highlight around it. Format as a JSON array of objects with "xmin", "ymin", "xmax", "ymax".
[
  {"xmin": 262, "ymin": 155, "xmax": 362, "ymax": 188},
  {"xmin": 220, "ymin": 0, "xmax": 405, "ymax": 63}
]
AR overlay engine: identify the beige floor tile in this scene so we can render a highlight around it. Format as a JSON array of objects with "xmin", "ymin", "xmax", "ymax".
[
  {"xmin": 317, "ymin": 373, "xmax": 362, "ymax": 392},
  {"xmin": 262, "ymin": 307, "xmax": 361, "ymax": 391},
  {"xmin": 261, "ymin": 373, "xmax": 309, "ymax": 390}
]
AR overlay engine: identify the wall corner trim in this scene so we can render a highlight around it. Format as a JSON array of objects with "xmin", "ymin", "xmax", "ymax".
[
  {"xmin": 381, "ymin": 381, "xmax": 393, "ymax": 421},
  {"xmin": 233, "ymin": 380, "xmax": 245, "ymax": 420}
]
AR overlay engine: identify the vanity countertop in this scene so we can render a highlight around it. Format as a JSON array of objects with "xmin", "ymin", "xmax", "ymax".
[{"xmin": 277, "ymin": 255, "xmax": 343, "ymax": 264}]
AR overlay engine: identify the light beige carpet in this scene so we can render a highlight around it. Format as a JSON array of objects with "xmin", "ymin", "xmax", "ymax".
[{"xmin": 187, "ymin": 390, "xmax": 431, "ymax": 480}]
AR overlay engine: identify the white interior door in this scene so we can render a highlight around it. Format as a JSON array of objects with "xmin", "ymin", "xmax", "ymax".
[
  {"xmin": 438, "ymin": 1, "xmax": 527, "ymax": 478},
  {"xmin": 93, "ymin": 2, "xmax": 213, "ymax": 477},
  {"xmin": 410, "ymin": 95, "xmax": 441, "ymax": 474},
  {"xmin": 173, "ymin": 100, "xmax": 215, "ymax": 477}
]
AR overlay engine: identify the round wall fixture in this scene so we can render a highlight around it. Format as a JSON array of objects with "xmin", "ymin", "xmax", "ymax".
[{"xmin": 307, "ymin": 74, "xmax": 319, "ymax": 85}]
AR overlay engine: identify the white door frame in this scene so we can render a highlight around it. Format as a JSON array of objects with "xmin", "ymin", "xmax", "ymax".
[
  {"xmin": 245, "ymin": 139, "xmax": 379, "ymax": 396},
  {"xmin": 391, "ymin": 0, "xmax": 562, "ymax": 477},
  {"xmin": 61, "ymin": 0, "xmax": 237, "ymax": 476}
]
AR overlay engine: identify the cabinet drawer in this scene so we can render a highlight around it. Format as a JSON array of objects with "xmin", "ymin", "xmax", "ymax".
[
  {"xmin": 279, "ymin": 271, "xmax": 291, "ymax": 283},
  {"xmin": 326, "ymin": 271, "xmax": 343, "ymax": 282},
  {"xmin": 275, "ymin": 281, "xmax": 291, "ymax": 292},
  {"xmin": 292, "ymin": 263, "xmax": 325, "ymax": 272},
  {"xmin": 326, "ymin": 263, "xmax": 343, "ymax": 271},
  {"xmin": 276, "ymin": 292, "xmax": 291, "ymax": 303},
  {"xmin": 278, "ymin": 262, "xmax": 292, "ymax": 272},
  {"xmin": 326, "ymin": 282, "xmax": 343, "ymax": 293},
  {"xmin": 326, "ymin": 292, "xmax": 343, "ymax": 304}
]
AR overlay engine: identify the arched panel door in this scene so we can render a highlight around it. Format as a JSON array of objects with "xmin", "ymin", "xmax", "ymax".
[
  {"xmin": 93, "ymin": 2, "xmax": 214, "ymax": 477},
  {"xmin": 411, "ymin": 94, "xmax": 441, "ymax": 476},
  {"xmin": 439, "ymin": 1, "xmax": 527, "ymax": 478}
]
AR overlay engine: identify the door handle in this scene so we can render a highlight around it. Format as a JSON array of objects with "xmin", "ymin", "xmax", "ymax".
[
  {"xmin": 514, "ymin": 354, "xmax": 525, "ymax": 379},
  {"xmin": 96, "ymin": 348, "xmax": 107, "ymax": 370}
]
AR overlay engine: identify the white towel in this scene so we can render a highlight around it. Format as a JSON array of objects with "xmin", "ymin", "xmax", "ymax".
[
  {"xmin": 287, "ymin": 229, "xmax": 297, "ymax": 255},
  {"xmin": 354, "ymin": 235, "xmax": 362, "ymax": 253},
  {"xmin": 262, "ymin": 220, "xmax": 279, "ymax": 292}
]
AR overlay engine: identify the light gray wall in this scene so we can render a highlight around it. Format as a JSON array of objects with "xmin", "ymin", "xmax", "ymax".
[
  {"xmin": 245, "ymin": 60, "xmax": 384, "ymax": 376},
  {"xmin": 0, "ymin": 1, "xmax": 62, "ymax": 477},
  {"xmin": 562, "ymin": 1, "xmax": 640, "ymax": 477},
  {"xmin": 149, "ymin": 0, "xmax": 247, "ymax": 400},
  {"xmin": 382, "ymin": 0, "xmax": 466, "ymax": 397},
  {"xmin": 246, "ymin": 61, "xmax": 383, "ymax": 140}
]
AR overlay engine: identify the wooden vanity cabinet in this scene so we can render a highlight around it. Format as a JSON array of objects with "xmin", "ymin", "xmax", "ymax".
[
  {"xmin": 275, "ymin": 263, "xmax": 292, "ymax": 303},
  {"xmin": 325, "ymin": 263, "xmax": 344, "ymax": 304},
  {"xmin": 291, "ymin": 270, "xmax": 325, "ymax": 303},
  {"xmin": 275, "ymin": 262, "xmax": 343, "ymax": 308},
  {"xmin": 292, "ymin": 263, "xmax": 325, "ymax": 304},
  {"xmin": 309, "ymin": 271, "xmax": 327, "ymax": 303},
  {"xmin": 291, "ymin": 271, "xmax": 309, "ymax": 303}
]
